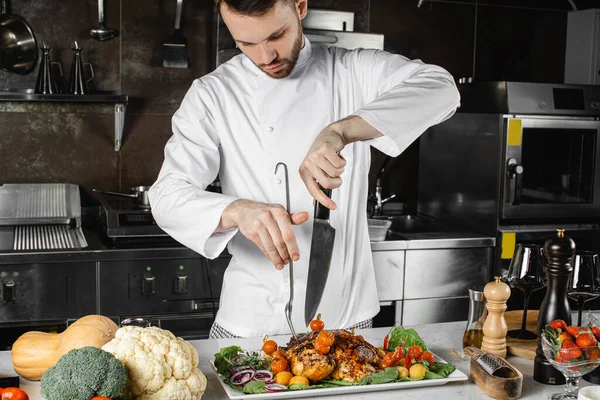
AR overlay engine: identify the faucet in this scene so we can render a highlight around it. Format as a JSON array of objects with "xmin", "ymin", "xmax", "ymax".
[{"xmin": 372, "ymin": 156, "xmax": 396, "ymax": 217}]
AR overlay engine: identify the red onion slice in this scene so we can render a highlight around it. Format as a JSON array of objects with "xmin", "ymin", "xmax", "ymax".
[
  {"xmin": 265, "ymin": 383, "xmax": 288, "ymax": 392},
  {"xmin": 231, "ymin": 353, "xmax": 249, "ymax": 364},
  {"xmin": 230, "ymin": 369, "xmax": 255, "ymax": 386},
  {"xmin": 253, "ymin": 370, "xmax": 274, "ymax": 382}
]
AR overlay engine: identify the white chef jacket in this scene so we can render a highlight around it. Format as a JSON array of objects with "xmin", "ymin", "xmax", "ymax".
[{"xmin": 149, "ymin": 38, "xmax": 460, "ymax": 337}]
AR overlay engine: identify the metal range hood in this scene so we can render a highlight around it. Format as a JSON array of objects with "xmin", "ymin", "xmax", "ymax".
[{"xmin": 303, "ymin": 9, "xmax": 385, "ymax": 50}]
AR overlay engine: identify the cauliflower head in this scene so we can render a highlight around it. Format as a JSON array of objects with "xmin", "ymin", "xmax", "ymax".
[{"xmin": 102, "ymin": 326, "xmax": 207, "ymax": 400}]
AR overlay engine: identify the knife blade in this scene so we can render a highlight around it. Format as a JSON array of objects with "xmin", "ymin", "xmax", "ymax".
[{"xmin": 305, "ymin": 186, "xmax": 336, "ymax": 326}]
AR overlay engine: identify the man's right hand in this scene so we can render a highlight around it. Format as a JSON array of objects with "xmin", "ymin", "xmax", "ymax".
[{"xmin": 219, "ymin": 199, "xmax": 310, "ymax": 270}]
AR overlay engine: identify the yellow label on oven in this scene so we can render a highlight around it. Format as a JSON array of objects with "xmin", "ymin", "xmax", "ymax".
[
  {"xmin": 501, "ymin": 232, "xmax": 516, "ymax": 259},
  {"xmin": 507, "ymin": 120, "xmax": 522, "ymax": 146}
]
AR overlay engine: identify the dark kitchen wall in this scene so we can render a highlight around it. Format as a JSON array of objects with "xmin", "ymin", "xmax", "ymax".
[{"xmin": 0, "ymin": 0, "xmax": 595, "ymax": 201}]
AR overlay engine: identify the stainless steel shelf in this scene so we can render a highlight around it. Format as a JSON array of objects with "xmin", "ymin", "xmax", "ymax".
[
  {"xmin": 0, "ymin": 91, "xmax": 128, "ymax": 151},
  {"xmin": 0, "ymin": 92, "xmax": 128, "ymax": 104}
]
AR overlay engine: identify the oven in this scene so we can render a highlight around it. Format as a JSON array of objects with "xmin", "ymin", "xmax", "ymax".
[
  {"xmin": 502, "ymin": 116, "xmax": 600, "ymax": 222},
  {"xmin": 417, "ymin": 81, "xmax": 600, "ymax": 285}
]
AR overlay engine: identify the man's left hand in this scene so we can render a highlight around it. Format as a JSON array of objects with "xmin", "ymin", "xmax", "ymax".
[{"xmin": 299, "ymin": 124, "xmax": 347, "ymax": 210}]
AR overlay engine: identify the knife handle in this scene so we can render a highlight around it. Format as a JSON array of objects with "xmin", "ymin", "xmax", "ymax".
[{"xmin": 314, "ymin": 185, "xmax": 332, "ymax": 220}]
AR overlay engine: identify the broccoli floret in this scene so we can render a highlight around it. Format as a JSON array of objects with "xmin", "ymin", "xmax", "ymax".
[{"xmin": 40, "ymin": 346, "xmax": 128, "ymax": 400}]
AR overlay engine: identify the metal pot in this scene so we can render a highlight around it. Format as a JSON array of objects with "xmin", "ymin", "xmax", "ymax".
[
  {"xmin": 93, "ymin": 186, "xmax": 151, "ymax": 207},
  {"xmin": 0, "ymin": 0, "xmax": 37, "ymax": 74}
]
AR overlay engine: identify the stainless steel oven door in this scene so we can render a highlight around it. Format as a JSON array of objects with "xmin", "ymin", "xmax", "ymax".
[{"xmin": 502, "ymin": 116, "xmax": 600, "ymax": 221}]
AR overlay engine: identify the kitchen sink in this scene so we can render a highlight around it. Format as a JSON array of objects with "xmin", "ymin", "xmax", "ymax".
[{"xmin": 373, "ymin": 214, "xmax": 453, "ymax": 234}]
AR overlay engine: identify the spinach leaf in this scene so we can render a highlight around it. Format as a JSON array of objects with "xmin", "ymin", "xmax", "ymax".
[
  {"xmin": 360, "ymin": 368, "xmax": 399, "ymax": 385},
  {"xmin": 387, "ymin": 327, "xmax": 428, "ymax": 351},
  {"xmin": 243, "ymin": 380, "xmax": 266, "ymax": 394},
  {"xmin": 213, "ymin": 345, "xmax": 244, "ymax": 376},
  {"xmin": 428, "ymin": 362, "xmax": 456, "ymax": 378},
  {"xmin": 320, "ymin": 380, "xmax": 357, "ymax": 386}
]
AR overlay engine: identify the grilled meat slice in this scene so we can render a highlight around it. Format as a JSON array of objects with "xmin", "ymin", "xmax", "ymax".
[{"xmin": 280, "ymin": 329, "xmax": 381, "ymax": 383}]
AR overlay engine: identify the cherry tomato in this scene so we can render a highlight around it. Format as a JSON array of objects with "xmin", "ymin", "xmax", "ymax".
[
  {"xmin": 272, "ymin": 350, "xmax": 284, "ymax": 359},
  {"xmin": 1, "ymin": 388, "xmax": 29, "ymax": 400},
  {"xmin": 420, "ymin": 351, "xmax": 435, "ymax": 364},
  {"xmin": 383, "ymin": 336, "xmax": 389, "ymax": 350},
  {"xmin": 383, "ymin": 352, "xmax": 400, "ymax": 367},
  {"xmin": 270, "ymin": 356, "xmax": 289, "ymax": 374},
  {"xmin": 407, "ymin": 345, "xmax": 423, "ymax": 360},
  {"xmin": 314, "ymin": 341, "xmax": 331, "ymax": 354},
  {"xmin": 262, "ymin": 339, "xmax": 278, "ymax": 355},
  {"xmin": 310, "ymin": 313, "xmax": 325, "ymax": 331},
  {"xmin": 91, "ymin": 397, "xmax": 111, "ymax": 400},
  {"xmin": 316, "ymin": 330, "xmax": 335, "ymax": 347}
]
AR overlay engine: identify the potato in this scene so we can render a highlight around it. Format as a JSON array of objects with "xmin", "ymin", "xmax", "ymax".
[
  {"xmin": 289, "ymin": 375, "xmax": 310, "ymax": 386},
  {"xmin": 409, "ymin": 364, "xmax": 427, "ymax": 379},
  {"xmin": 397, "ymin": 366, "xmax": 409, "ymax": 379},
  {"xmin": 274, "ymin": 371, "xmax": 293, "ymax": 385}
]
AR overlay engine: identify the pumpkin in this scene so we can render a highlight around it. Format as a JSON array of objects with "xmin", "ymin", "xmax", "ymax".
[{"xmin": 11, "ymin": 315, "xmax": 119, "ymax": 381}]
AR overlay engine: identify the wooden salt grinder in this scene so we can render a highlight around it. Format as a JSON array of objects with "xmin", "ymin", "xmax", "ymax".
[{"xmin": 481, "ymin": 277, "xmax": 511, "ymax": 358}]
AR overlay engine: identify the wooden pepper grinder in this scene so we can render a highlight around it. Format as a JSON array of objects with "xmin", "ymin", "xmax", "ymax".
[
  {"xmin": 481, "ymin": 276, "xmax": 511, "ymax": 358},
  {"xmin": 534, "ymin": 229, "xmax": 575, "ymax": 385}
]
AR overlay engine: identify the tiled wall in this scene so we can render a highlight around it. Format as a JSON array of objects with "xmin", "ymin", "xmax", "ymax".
[{"xmin": 0, "ymin": 0, "xmax": 596, "ymax": 206}]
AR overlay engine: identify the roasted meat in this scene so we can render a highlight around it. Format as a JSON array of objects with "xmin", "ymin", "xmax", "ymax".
[{"xmin": 279, "ymin": 329, "xmax": 381, "ymax": 383}]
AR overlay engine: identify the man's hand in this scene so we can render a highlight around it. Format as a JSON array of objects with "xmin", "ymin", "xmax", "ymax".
[
  {"xmin": 299, "ymin": 115, "xmax": 384, "ymax": 209},
  {"xmin": 219, "ymin": 199, "xmax": 310, "ymax": 270},
  {"xmin": 299, "ymin": 124, "xmax": 347, "ymax": 210}
]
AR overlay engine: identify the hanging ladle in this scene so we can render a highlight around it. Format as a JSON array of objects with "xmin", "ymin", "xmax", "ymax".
[{"xmin": 90, "ymin": 0, "xmax": 118, "ymax": 41}]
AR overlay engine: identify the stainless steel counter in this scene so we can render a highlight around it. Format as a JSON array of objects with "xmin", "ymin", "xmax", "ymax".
[{"xmin": 370, "ymin": 214, "xmax": 496, "ymax": 251}]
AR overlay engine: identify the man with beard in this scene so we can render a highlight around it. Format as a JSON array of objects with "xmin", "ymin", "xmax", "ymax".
[{"xmin": 149, "ymin": 0, "xmax": 460, "ymax": 338}]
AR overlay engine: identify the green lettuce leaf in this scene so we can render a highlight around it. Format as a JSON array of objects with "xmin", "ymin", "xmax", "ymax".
[{"xmin": 387, "ymin": 327, "xmax": 428, "ymax": 352}]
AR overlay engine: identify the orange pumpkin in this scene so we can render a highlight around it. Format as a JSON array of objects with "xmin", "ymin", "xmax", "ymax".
[{"xmin": 11, "ymin": 315, "xmax": 118, "ymax": 381}]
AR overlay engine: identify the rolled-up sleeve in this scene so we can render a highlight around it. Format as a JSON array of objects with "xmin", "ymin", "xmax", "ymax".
[
  {"xmin": 149, "ymin": 79, "xmax": 238, "ymax": 259},
  {"xmin": 350, "ymin": 50, "xmax": 460, "ymax": 156}
]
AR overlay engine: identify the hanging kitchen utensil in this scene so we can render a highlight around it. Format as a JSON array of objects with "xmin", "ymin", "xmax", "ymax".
[
  {"xmin": 162, "ymin": 0, "xmax": 189, "ymax": 68},
  {"xmin": 0, "ymin": 0, "xmax": 37, "ymax": 74},
  {"xmin": 90, "ymin": 0, "xmax": 118, "ymax": 41},
  {"xmin": 93, "ymin": 186, "xmax": 151, "ymax": 208},
  {"xmin": 274, "ymin": 162, "xmax": 298, "ymax": 342},
  {"xmin": 305, "ymin": 185, "xmax": 335, "ymax": 326}
]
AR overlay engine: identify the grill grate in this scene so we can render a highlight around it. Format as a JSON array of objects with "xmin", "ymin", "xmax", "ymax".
[
  {"xmin": 16, "ymin": 184, "xmax": 69, "ymax": 219},
  {"xmin": 13, "ymin": 225, "xmax": 88, "ymax": 250}
]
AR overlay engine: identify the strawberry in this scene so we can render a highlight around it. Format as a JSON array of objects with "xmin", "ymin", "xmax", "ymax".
[
  {"xmin": 567, "ymin": 326, "xmax": 587, "ymax": 338},
  {"xmin": 591, "ymin": 326, "xmax": 600, "ymax": 341},
  {"xmin": 548, "ymin": 319, "xmax": 568, "ymax": 332},
  {"xmin": 584, "ymin": 347, "xmax": 600, "ymax": 360},
  {"xmin": 576, "ymin": 333, "xmax": 597, "ymax": 347},
  {"xmin": 557, "ymin": 331, "xmax": 574, "ymax": 344},
  {"xmin": 557, "ymin": 340, "xmax": 583, "ymax": 362}
]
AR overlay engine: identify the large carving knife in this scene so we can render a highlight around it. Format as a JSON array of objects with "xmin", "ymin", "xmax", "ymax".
[{"xmin": 305, "ymin": 187, "xmax": 335, "ymax": 326}]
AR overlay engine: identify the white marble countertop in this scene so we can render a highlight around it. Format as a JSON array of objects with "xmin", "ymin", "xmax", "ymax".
[{"xmin": 0, "ymin": 321, "xmax": 597, "ymax": 399}]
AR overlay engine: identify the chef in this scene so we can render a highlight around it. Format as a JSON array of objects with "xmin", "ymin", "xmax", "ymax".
[{"xmin": 148, "ymin": 0, "xmax": 460, "ymax": 338}]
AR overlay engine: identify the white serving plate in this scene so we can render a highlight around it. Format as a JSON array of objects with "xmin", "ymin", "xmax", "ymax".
[{"xmin": 210, "ymin": 352, "xmax": 468, "ymax": 399}]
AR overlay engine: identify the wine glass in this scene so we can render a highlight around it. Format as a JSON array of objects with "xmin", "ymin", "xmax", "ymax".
[
  {"xmin": 541, "ymin": 332, "xmax": 600, "ymax": 399},
  {"xmin": 567, "ymin": 251, "xmax": 600, "ymax": 326},
  {"xmin": 505, "ymin": 243, "xmax": 547, "ymax": 340}
]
